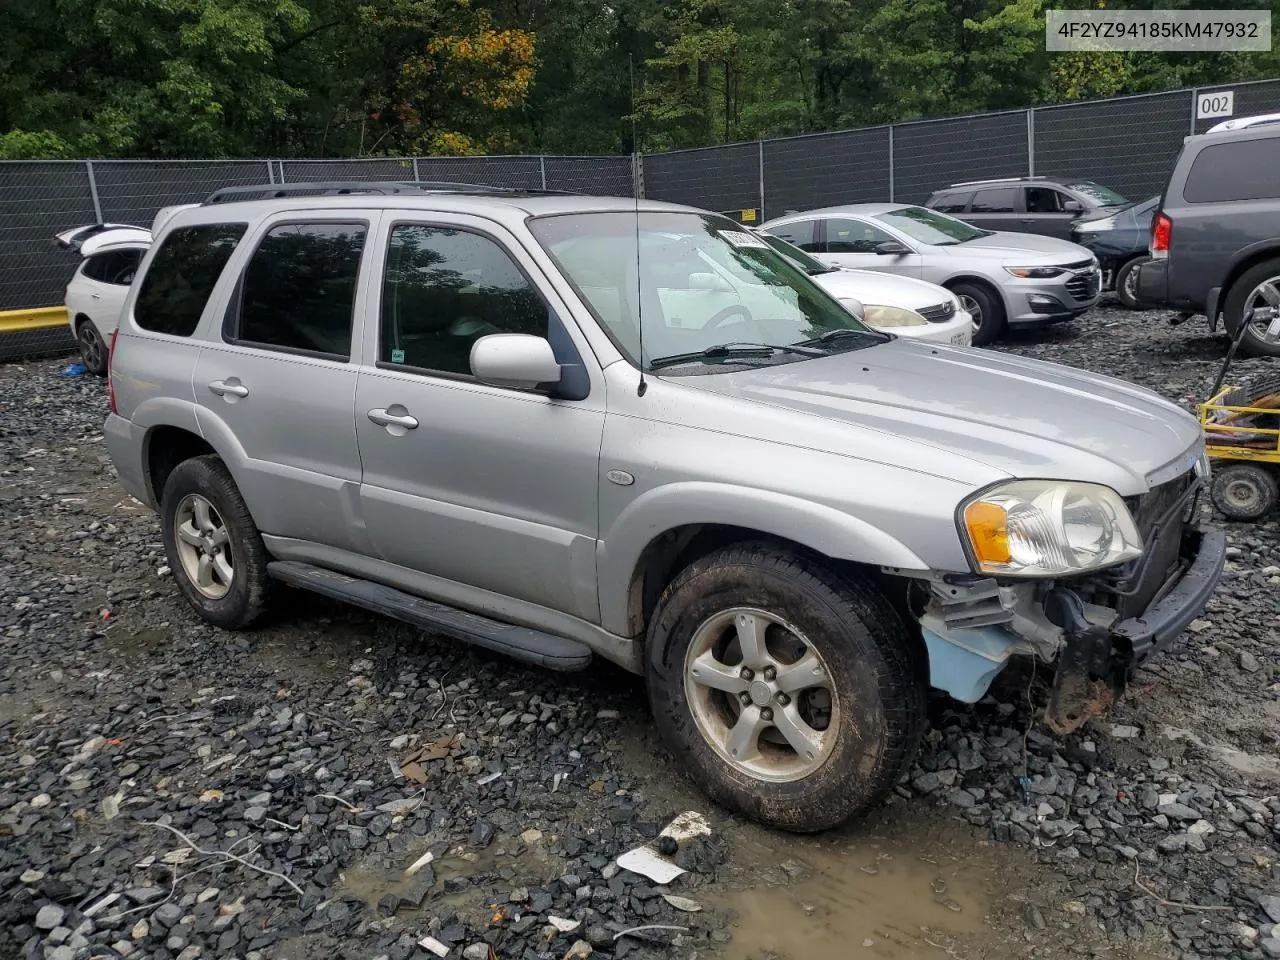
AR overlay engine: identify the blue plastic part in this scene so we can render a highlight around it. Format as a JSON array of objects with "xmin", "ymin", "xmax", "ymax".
[
  {"xmin": 920, "ymin": 622, "xmax": 1018, "ymax": 703},
  {"xmin": 61, "ymin": 362, "xmax": 87, "ymax": 378}
]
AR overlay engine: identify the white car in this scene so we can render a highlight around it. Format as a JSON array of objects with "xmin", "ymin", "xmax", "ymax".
[
  {"xmin": 755, "ymin": 230, "xmax": 973, "ymax": 346},
  {"xmin": 57, "ymin": 205, "xmax": 194, "ymax": 374}
]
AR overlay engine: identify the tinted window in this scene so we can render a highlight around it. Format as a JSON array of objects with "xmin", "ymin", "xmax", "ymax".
[
  {"xmin": 766, "ymin": 219, "xmax": 819, "ymax": 251},
  {"xmin": 1025, "ymin": 187, "xmax": 1075, "ymax": 213},
  {"xmin": 824, "ymin": 218, "xmax": 897, "ymax": 253},
  {"xmin": 83, "ymin": 249, "xmax": 144, "ymax": 285},
  {"xmin": 135, "ymin": 224, "xmax": 246, "ymax": 336},
  {"xmin": 970, "ymin": 188, "xmax": 1018, "ymax": 213},
  {"xmin": 1184, "ymin": 139, "xmax": 1280, "ymax": 203},
  {"xmin": 930, "ymin": 191, "xmax": 973, "ymax": 213},
  {"xmin": 381, "ymin": 225, "xmax": 548, "ymax": 375},
  {"xmin": 231, "ymin": 222, "xmax": 366, "ymax": 358}
]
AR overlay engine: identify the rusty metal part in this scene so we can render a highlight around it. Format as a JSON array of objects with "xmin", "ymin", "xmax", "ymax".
[{"xmin": 1043, "ymin": 589, "xmax": 1123, "ymax": 734}]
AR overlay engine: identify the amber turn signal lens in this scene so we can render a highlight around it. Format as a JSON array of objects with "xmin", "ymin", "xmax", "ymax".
[{"xmin": 964, "ymin": 500, "xmax": 1010, "ymax": 566}]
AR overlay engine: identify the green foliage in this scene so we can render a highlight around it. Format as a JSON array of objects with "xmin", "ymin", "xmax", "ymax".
[{"xmin": 0, "ymin": 0, "xmax": 1274, "ymax": 157}]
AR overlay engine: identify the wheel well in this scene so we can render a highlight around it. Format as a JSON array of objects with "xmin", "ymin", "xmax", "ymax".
[
  {"xmin": 1220, "ymin": 248, "xmax": 1280, "ymax": 321},
  {"xmin": 73, "ymin": 313, "xmax": 92, "ymax": 331},
  {"xmin": 145, "ymin": 426, "xmax": 216, "ymax": 506},
  {"xmin": 942, "ymin": 275, "xmax": 1004, "ymax": 310},
  {"xmin": 624, "ymin": 524, "xmax": 923, "ymax": 657}
]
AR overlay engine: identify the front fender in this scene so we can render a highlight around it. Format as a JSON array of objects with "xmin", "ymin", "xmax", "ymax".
[{"xmin": 596, "ymin": 481, "xmax": 931, "ymax": 636}]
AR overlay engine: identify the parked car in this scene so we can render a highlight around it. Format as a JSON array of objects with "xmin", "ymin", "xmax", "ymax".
[
  {"xmin": 1070, "ymin": 196, "xmax": 1158, "ymax": 309},
  {"xmin": 1136, "ymin": 119, "xmax": 1280, "ymax": 356},
  {"xmin": 761, "ymin": 204, "xmax": 1101, "ymax": 345},
  {"xmin": 754, "ymin": 230, "xmax": 973, "ymax": 346},
  {"xmin": 57, "ymin": 223, "xmax": 152, "ymax": 374},
  {"xmin": 105, "ymin": 181, "xmax": 1222, "ymax": 832},
  {"xmin": 57, "ymin": 205, "xmax": 195, "ymax": 374},
  {"xmin": 925, "ymin": 176, "xmax": 1130, "ymax": 239}
]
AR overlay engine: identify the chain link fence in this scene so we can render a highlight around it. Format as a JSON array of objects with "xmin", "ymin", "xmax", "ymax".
[{"xmin": 4, "ymin": 78, "xmax": 1280, "ymax": 359}]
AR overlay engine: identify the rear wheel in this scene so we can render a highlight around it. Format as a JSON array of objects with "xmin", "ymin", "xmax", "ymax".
[
  {"xmin": 1211, "ymin": 462, "xmax": 1278, "ymax": 521},
  {"xmin": 1114, "ymin": 257, "xmax": 1149, "ymax": 310},
  {"xmin": 1224, "ymin": 259, "xmax": 1280, "ymax": 358},
  {"xmin": 952, "ymin": 282, "xmax": 1005, "ymax": 346},
  {"xmin": 75, "ymin": 319, "xmax": 108, "ymax": 375},
  {"xmin": 161, "ymin": 455, "xmax": 271, "ymax": 628},
  {"xmin": 645, "ymin": 542, "xmax": 926, "ymax": 832}
]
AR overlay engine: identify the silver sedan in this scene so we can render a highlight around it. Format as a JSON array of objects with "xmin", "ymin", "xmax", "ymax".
[{"xmin": 761, "ymin": 204, "xmax": 1101, "ymax": 345}]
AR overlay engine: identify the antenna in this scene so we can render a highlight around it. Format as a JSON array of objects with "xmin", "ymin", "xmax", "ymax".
[{"xmin": 631, "ymin": 54, "xmax": 647, "ymax": 397}]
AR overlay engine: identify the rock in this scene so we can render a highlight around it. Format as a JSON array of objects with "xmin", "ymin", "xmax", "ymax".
[
  {"xmin": 35, "ymin": 905, "xmax": 66, "ymax": 930},
  {"xmin": 20, "ymin": 869, "xmax": 45, "ymax": 884},
  {"xmin": 243, "ymin": 805, "xmax": 268, "ymax": 822},
  {"xmin": 153, "ymin": 902, "xmax": 184, "ymax": 928},
  {"xmin": 1157, "ymin": 801, "xmax": 1202, "ymax": 821},
  {"xmin": 1259, "ymin": 895, "xmax": 1280, "ymax": 924},
  {"xmin": 1242, "ymin": 651, "xmax": 1263, "ymax": 672},
  {"xmin": 1264, "ymin": 938, "xmax": 1280, "ymax": 959},
  {"xmin": 464, "ymin": 943, "xmax": 491, "ymax": 960},
  {"xmin": 469, "ymin": 820, "xmax": 495, "ymax": 848},
  {"xmin": 564, "ymin": 941, "xmax": 592, "ymax": 960},
  {"xmin": 912, "ymin": 772, "xmax": 941, "ymax": 794},
  {"xmin": 1110, "ymin": 725, "xmax": 1140, "ymax": 739},
  {"xmin": 521, "ymin": 829, "xmax": 543, "ymax": 845}
]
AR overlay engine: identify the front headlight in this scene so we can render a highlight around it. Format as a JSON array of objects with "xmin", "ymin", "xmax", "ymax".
[
  {"xmin": 1005, "ymin": 266, "xmax": 1066, "ymax": 279},
  {"xmin": 1073, "ymin": 217, "xmax": 1117, "ymax": 233},
  {"xmin": 960, "ymin": 480, "xmax": 1143, "ymax": 576},
  {"xmin": 863, "ymin": 304, "xmax": 927, "ymax": 328}
]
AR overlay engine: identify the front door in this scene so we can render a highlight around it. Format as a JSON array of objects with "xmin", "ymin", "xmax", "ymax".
[
  {"xmin": 193, "ymin": 215, "xmax": 373, "ymax": 552},
  {"xmin": 354, "ymin": 216, "xmax": 605, "ymax": 622},
  {"xmin": 818, "ymin": 217, "xmax": 923, "ymax": 277},
  {"xmin": 1018, "ymin": 186, "xmax": 1081, "ymax": 239}
]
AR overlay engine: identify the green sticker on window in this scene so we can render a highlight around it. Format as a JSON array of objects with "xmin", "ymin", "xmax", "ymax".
[{"xmin": 391, "ymin": 349, "xmax": 405, "ymax": 364}]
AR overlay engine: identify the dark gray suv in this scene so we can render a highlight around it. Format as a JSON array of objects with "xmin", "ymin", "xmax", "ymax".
[
  {"xmin": 1137, "ymin": 123, "xmax": 1280, "ymax": 356},
  {"xmin": 926, "ymin": 177, "xmax": 1130, "ymax": 240}
]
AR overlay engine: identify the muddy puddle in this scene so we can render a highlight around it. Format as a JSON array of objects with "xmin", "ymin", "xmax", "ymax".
[{"xmin": 705, "ymin": 818, "xmax": 1004, "ymax": 960}]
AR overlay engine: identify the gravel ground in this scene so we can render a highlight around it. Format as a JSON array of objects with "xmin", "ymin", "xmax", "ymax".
[{"xmin": 5, "ymin": 301, "xmax": 1280, "ymax": 960}]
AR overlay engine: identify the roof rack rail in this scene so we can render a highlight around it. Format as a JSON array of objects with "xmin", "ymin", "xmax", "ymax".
[
  {"xmin": 202, "ymin": 180, "xmax": 572, "ymax": 205},
  {"xmin": 948, "ymin": 175, "xmax": 1045, "ymax": 188}
]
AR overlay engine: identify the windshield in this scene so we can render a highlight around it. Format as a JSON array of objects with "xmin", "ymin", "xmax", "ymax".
[
  {"xmin": 1064, "ymin": 181, "xmax": 1129, "ymax": 207},
  {"xmin": 874, "ymin": 206, "xmax": 989, "ymax": 246},
  {"xmin": 529, "ymin": 211, "xmax": 881, "ymax": 373},
  {"xmin": 757, "ymin": 232, "xmax": 835, "ymax": 274}
]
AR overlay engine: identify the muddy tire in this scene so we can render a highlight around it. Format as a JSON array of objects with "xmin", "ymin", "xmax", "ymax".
[
  {"xmin": 1224, "ymin": 258, "xmax": 1280, "ymax": 358},
  {"xmin": 952, "ymin": 282, "xmax": 1005, "ymax": 347},
  {"xmin": 160, "ymin": 455, "xmax": 271, "ymax": 629},
  {"xmin": 1211, "ymin": 462, "xmax": 1278, "ymax": 521},
  {"xmin": 645, "ymin": 542, "xmax": 926, "ymax": 833},
  {"xmin": 1114, "ymin": 256, "xmax": 1148, "ymax": 310}
]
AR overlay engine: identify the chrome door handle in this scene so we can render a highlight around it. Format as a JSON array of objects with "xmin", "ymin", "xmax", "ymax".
[
  {"xmin": 208, "ymin": 379, "xmax": 249, "ymax": 398},
  {"xmin": 368, "ymin": 408, "xmax": 419, "ymax": 430},
  {"xmin": 90, "ymin": 293, "xmax": 102, "ymax": 300}
]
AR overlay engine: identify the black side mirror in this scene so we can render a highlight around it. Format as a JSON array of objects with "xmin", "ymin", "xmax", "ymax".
[{"xmin": 875, "ymin": 241, "xmax": 910, "ymax": 256}]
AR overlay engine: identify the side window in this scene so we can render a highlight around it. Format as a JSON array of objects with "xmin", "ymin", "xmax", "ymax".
[
  {"xmin": 95, "ymin": 249, "xmax": 144, "ymax": 285},
  {"xmin": 229, "ymin": 222, "xmax": 366, "ymax": 358},
  {"xmin": 824, "ymin": 218, "xmax": 897, "ymax": 254},
  {"xmin": 969, "ymin": 187, "xmax": 1018, "ymax": 213},
  {"xmin": 931, "ymin": 192, "xmax": 973, "ymax": 213},
  {"xmin": 381, "ymin": 224, "xmax": 549, "ymax": 376},
  {"xmin": 135, "ymin": 224, "xmax": 247, "ymax": 337},
  {"xmin": 767, "ymin": 219, "xmax": 819, "ymax": 251},
  {"xmin": 1025, "ymin": 187, "xmax": 1069, "ymax": 213},
  {"xmin": 1184, "ymin": 139, "xmax": 1280, "ymax": 203},
  {"xmin": 81, "ymin": 254, "xmax": 110, "ymax": 282}
]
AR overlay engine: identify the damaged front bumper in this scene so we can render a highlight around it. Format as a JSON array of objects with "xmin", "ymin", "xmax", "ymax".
[{"xmin": 910, "ymin": 522, "xmax": 1226, "ymax": 732}]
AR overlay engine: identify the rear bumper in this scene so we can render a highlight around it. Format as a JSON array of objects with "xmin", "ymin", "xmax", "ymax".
[
  {"xmin": 104, "ymin": 413, "xmax": 152, "ymax": 507},
  {"xmin": 1135, "ymin": 257, "xmax": 1169, "ymax": 306}
]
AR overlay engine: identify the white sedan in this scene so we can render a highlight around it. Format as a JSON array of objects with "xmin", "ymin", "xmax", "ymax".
[{"xmin": 756, "ymin": 230, "xmax": 973, "ymax": 346}]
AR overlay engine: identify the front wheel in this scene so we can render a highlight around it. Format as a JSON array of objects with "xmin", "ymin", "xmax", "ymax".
[
  {"xmin": 952, "ymin": 282, "xmax": 1005, "ymax": 346},
  {"xmin": 1224, "ymin": 258, "xmax": 1280, "ymax": 358},
  {"xmin": 1211, "ymin": 462, "xmax": 1278, "ymax": 521},
  {"xmin": 1114, "ymin": 257, "xmax": 1149, "ymax": 310},
  {"xmin": 645, "ymin": 543, "xmax": 926, "ymax": 832}
]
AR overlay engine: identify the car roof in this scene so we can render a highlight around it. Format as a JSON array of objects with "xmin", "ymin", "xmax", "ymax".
[{"xmin": 765, "ymin": 203, "xmax": 912, "ymax": 222}]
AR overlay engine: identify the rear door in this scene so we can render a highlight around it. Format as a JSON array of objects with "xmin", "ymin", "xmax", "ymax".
[
  {"xmin": 963, "ymin": 187, "xmax": 1022, "ymax": 233},
  {"xmin": 816, "ymin": 217, "xmax": 924, "ymax": 277},
  {"xmin": 193, "ymin": 213, "xmax": 376, "ymax": 552}
]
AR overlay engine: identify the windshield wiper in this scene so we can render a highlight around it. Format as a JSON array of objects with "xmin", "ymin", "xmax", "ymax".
[
  {"xmin": 796, "ymin": 328, "xmax": 889, "ymax": 348},
  {"xmin": 649, "ymin": 342, "xmax": 825, "ymax": 370}
]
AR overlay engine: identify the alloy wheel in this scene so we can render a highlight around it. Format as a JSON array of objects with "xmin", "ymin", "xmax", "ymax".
[
  {"xmin": 1245, "ymin": 276, "xmax": 1280, "ymax": 342},
  {"xmin": 174, "ymin": 493, "xmax": 234, "ymax": 600},
  {"xmin": 682, "ymin": 607, "xmax": 839, "ymax": 782},
  {"xmin": 960, "ymin": 295, "xmax": 983, "ymax": 333}
]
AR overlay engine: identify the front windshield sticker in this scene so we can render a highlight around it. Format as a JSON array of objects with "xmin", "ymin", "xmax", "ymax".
[{"xmin": 719, "ymin": 230, "xmax": 769, "ymax": 249}]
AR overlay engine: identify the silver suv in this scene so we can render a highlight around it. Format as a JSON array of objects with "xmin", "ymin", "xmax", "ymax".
[{"xmin": 104, "ymin": 182, "xmax": 1224, "ymax": 832}]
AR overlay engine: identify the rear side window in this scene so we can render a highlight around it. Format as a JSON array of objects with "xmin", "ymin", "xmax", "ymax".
[
  {"xmin": 83, "ymin": 249, "xmax": 143, "ymax": 285},
  {"xmin": 135, "ymin": 224, "xmax": 246, "ymax": 336},
  {"xmin": 766, "ymin": 219, "xmax": 819, "ymax": 251},
  {"xmin": 930, "ymin": 191, "xmax": 972, "ymax": 213},
  {"xmin": 1184, "ymin": 138, "xmax": 1280, "ymax": 203},
  {"xmin": 228, "ymin": 222, "xmax": 367, "ymax": 358},
  {"xmin": 970, "ymin": 188, "xmax": 1017, "ymax": 212}
]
